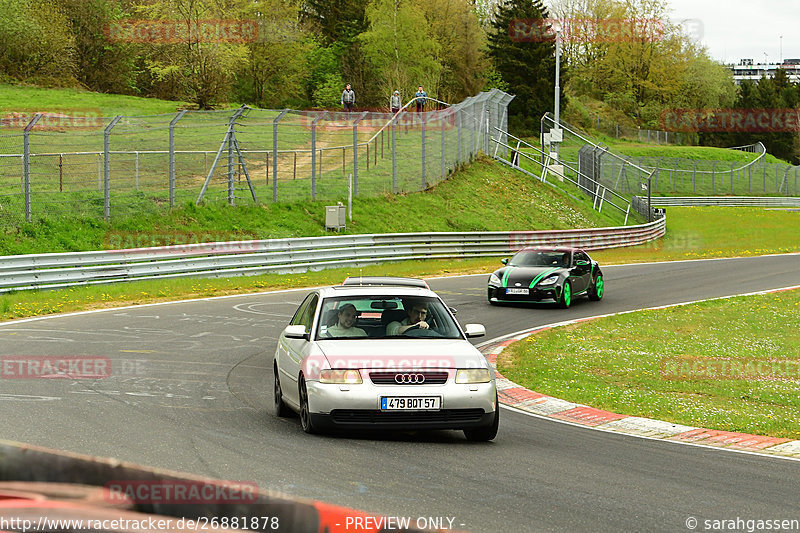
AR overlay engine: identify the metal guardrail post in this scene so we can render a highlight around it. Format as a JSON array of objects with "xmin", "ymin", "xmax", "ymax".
[
  {"xmin": 169, "ymin": 110, "xmax": 187, "ymax": 207},
  {"xmin": 272, "ymin": 109, "xmax": 289, "ymax": 202},
  {"xmin": 103, "ymin": 115, "xmax": 123, "ymax": 221},
  {"xmin": 311, "ymin": 112, "xmax": 326, "ymax": 200},
  {"xmin": 23, "ymin": 114, "xmax": 42, "ymax": 223},
  {"xmin": 353, "ymin": 111, "xmax": 367, "ymax": 197}
]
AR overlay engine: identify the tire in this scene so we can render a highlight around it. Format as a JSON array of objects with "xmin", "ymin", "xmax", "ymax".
[
  {"xmin": 273, "ymin": 364, "xmax": 291, "ymax": 418},
  {"xmin": 487, "ymin": 288, "xmax": 497, "ymax": 305},
  {"xmin": 464, "ymin": 398, "xmax": 499, "ymax": 442},
  {"xmin": 298, "ymin": 376, "xmax": 317, "ymax": 434},
  {"xmin": 559, "ymin": 280, "xmax": 572, "ymax": 309},
  {"xmin": 588, "ymin": 274, "xmax": 604, "ymax": 301}
]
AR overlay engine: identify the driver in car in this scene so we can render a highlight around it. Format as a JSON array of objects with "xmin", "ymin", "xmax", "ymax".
[
  {"xmin": 325, "ymin": 303, "xmax": 367, "ymax": 337},
  {"xmin": 386, "ymin": 300, "xmax": 430, "ymax": 335}
]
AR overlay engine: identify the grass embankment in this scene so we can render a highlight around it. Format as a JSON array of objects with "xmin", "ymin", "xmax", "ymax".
[
  {"xmin": 0, "ymin": 84, "xmax": 189, "ymax": 116},
  {"xmin": 498, "ymin": 288, "xmax": 800, "ymax": 439},
  {"xmin": 1, "ymin": 157, "xmax": 632, "ymax": 255}
]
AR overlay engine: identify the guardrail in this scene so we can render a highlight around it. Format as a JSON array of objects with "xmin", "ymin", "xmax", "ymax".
[
  {"xmin": 0, "ymin": 219, "xmax": 666, "ymax": 293},
  {"xmin": 645, "ymin": 196, "xmax": 800, "ymax": 207}
]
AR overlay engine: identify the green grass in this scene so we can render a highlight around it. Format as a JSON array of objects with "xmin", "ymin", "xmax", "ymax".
[
  {"xmin": 497, "ymin": 289, "xmax": 800, "ymax": 439},
  {"xmin": 0, "ymin": 157, "xmax": 636, "ymax": 256},
  {"xmin": 0, "ymin": 84, "xmax": 190, "ymax": 117},
  {"xmin": 590, "ymin": 206, "xmax": 800, "ymax": 264}
]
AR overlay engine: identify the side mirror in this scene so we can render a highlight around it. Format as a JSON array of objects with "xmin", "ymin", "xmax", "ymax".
[
  {"xmin": 464, "ymin": 324, "xmax": 486, "ymax": 338},
  {"xmin": 501, "ymin": 258, "xmax": 509, "ymax": 265},
  {"xmin": 283, "ymin": 325, "xmax": 309, "ymax": 340},
  {"xmin": 576, "ymin": 260, "xmax": 589, "ymax": 266},
  {"xmin": 449, "ymin": 306, "xmax": 458, "ymax": 315}
]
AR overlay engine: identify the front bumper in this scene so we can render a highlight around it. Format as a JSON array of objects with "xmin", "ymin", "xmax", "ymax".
[
  {"xmin": 488, "ymin": 286, "xmax": 558, "ymax": 303},
  {"xmin": 306, "ymin": 378, "xmax": 496, "ymax": 430}
]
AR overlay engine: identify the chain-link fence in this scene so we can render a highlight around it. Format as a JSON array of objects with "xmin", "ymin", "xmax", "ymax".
[
  {"xmin": 0, "ymin": 90, "xmax": 513, "ymax": 224},
  {"xmin": 577, "ymin": 111, "xmax": 687, "ymax": 145}
]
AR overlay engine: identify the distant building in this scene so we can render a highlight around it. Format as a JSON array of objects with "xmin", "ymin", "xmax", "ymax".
[{"xmin": 727, "ymin": 58, "xmax": 800, "ymax": 84}]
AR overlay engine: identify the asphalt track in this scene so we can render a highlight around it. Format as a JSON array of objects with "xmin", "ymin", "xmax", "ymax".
[{"xmin": 1, "ymin": 254, "xmax": 800, "ymax": 532}]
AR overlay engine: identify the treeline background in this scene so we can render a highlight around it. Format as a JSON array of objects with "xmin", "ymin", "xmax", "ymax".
[{"xmin": 0, "ymin": 0, "xmax": 796, "ymax": 160}]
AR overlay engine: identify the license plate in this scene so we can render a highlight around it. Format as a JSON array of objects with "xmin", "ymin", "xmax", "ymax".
[
  {"xmin": 506, "ymin": 288, "xmax": 529, "ymax": 295},
  {"xmin": 381, "ymin": 397, "xmax": 441, "ymax": 411}
]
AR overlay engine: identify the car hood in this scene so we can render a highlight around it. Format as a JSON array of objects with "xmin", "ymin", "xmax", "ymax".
[
  {"xmin": 315, "ymin": 339, "xmax": 488, "ymax": 370},
  {"xmin": 495, "ymin": 265, "xmax": 564, "ymax": 287}
]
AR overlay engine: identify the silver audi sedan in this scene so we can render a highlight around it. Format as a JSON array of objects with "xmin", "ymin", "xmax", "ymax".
[{"xmin": 272, "ymin": 277, "xmax": 499, "ymax": 441}]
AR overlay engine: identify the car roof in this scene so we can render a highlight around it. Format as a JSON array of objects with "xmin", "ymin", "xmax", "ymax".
[
  {"xmin": 516, "ymin": 247, "xmax": 582, "ymax": 253},
  {"xmin": 319, "ymin": 284, "xmax": 437, "ymax": 298},
  {"xmin": 341, "ymin": 276, "xmax": 429, "ymax": 288}
]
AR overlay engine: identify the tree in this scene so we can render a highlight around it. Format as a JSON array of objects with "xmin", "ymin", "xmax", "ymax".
[
  {"xmin": 488, "ymin": 0, "xmax": 558, "ymax": 131},
  {"xmin": 0, "ymin": 0, "xmax": 75, "ymax": 84},
  {"xmin": 60, "ymin": 0, "xmax": 137, "ymax": 94},
  {"xmin": 359, "ymin": 0, "xmax": 441, "ymax": 101}
]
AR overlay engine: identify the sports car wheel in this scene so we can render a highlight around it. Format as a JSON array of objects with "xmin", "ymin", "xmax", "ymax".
[
  {"xmin": 588, "ymin": 274, "xmax": 604, "ymax": 301},
  {"xmin": 298, "ymin": 376, "xmax": 317, "ymax": 434},
  {"xmin": 464, "ymin": 396, "xmax": 499, "ymax": 442},
  {"xmin": 559, "ymin": 280, "xmax": 572, "ymax": 309},
  {"xmin": 273, "ymin": 364, "xmax": 291, "ymax": 417}
]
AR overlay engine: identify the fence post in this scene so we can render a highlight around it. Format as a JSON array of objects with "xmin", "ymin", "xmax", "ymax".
[
  {"xmin": 272, "ymin": 109, "xmax": 289, "ymax": 202},
  {"xmin": 421, "ymin": 111, "xmax": 427, "ymax": 189},
  {"xmin": 227, "ymin": 113, "xmax": 236, "ymax": 206},
  {"xmin": 693, "ymin": 160, "xmax": 697, "ymax": 193},
  {"xmin": 311, "ymin": 112, "xmax": 325, "ymax": 200},
  {"xmin": 712, "ymin": 160, "xmax": 716, "ymax": 194},
  {"xmin": 392, "ymin": 113, "xmax": 397, "ymax": 194},
  {"xmin": 103, "ymin": 115, "xmax": 123, "ymax": 221},
  {"xmin": 730, "ymin": 161, "xmax": 734, "ymax": 194},
  {"xmin": 441, "ymin": 113, "xmax": 446, "ymax": 180},
  {"xmin": 353, "ymin": 111, "xmax": 367, "ymax": 197},
  {"xmin": 22, "ymin": 114, "xmax": 42, "ymax": 223},
  {"xmin": 169, "ymin": 110, "xmax": 187, "ymax": 207},
  {"xmin": 748, "ymin": 163, "xmax": 751, "ymax": 193},
  {"xmin": 456, "ymin": 107, "xmax": 462, "ymax": 165}
]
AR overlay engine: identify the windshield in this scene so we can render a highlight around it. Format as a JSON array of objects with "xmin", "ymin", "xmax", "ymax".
[
  {"xmin": 509, "ymin": 250, "xmax": 570, "ymax": 268},
  {"xmin": 316, "ymin": 295, "xmax": 462, "ymax": 339}
]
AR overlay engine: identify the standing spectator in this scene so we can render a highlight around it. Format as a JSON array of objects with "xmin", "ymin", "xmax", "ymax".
[
  {"xmin": 390, "ymin": 90, "xmax": 402, "ymax": 114},
  {"xmin": 414, "ymin": 85, "xmax": 427, "ymax": 112},
  {"xmin": 341, "ymin": 84, "xmax": 355, "ymax": 112}
]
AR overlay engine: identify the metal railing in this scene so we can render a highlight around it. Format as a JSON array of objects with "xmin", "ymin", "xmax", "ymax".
[
  {"xmin": 490, "ymin": 128, "xmax": 635, "ymax": 224},
  {"xmin": 0, "ymin": 219, "xmax": 666, "ymax": 293},
  {"xmin": 645, "ymin": 196, "xmax": 800, "ymax": 207}
]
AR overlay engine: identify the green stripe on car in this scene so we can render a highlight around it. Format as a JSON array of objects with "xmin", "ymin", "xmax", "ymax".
[{"xmin": 529, "ymin": 267, "xmax": 559, "ymax": 288}]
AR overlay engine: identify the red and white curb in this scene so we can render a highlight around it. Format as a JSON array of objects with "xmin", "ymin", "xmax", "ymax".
[{"xmin": 480, "ymin": 285, "xmax": 800, "ymax": 459}]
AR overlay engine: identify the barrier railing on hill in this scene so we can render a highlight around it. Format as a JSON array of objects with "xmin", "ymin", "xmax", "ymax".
[{"xmin": 0, "ymin": 219, "xmax": 666, "ymax": 293}]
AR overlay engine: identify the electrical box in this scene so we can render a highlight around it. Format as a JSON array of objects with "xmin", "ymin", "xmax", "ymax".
[{"xmin": 325, "ymin": 203, "xmax": 346, "ymax": 231}]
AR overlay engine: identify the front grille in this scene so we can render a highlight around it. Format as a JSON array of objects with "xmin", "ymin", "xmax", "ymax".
[
  {"xmin": 330, "ymin": 409, "xmax": 485, "ymax": 424},
  {"xmin": 369, "ymin": 371, "xmax": 449, "ymax": 385}
]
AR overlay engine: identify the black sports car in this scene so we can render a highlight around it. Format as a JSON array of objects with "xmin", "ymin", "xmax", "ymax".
[{"xmin": 487, "ymin": 247, "xmax": 604, "ymax": 308}]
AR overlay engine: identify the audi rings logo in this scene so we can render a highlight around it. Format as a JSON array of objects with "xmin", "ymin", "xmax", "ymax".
[{"xmin": 395, "ymin": 373, "xmax": 425, "ymax": 384}]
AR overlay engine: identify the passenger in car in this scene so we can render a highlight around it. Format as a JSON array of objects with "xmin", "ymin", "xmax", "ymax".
[
  {"xmin": 386, "ymin": 300, "xmax": 430, "ymax": 335},
  {"xmin": 325, "ymin": 304, "xmax": 367, "ymax": 338}
]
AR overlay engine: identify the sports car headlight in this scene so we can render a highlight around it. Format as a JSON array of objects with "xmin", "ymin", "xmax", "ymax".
[
  {"xmin": 319, "ymin": 369, "xmax": 362, "ymax": 384},
  {"xmin": 456, "ymin": 368, "xmax": 492, "ymax": 384},
  {"xmin": 489, "ymin": 273, "xmax": 502, "ymax": 287},
  {"xmin": 538, "ymin": 275, "xmax": 558, "ymax": 286}
]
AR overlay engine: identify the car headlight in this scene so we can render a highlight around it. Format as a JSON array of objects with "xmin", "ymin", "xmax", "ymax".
[
  {"xmin": 456, "ymin": 368, "xmax": 492, "ymax": 383},
  {"xmin": 488, "ymin": 273, "xmax": 502, "ymax": 287},
  {"xmin": 538, "ymin": 275, "xmax": 558, "ymax": 286},
  {"xmin": 319, "ymin": 369, "xmax": 362, "ymax": 384}
]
